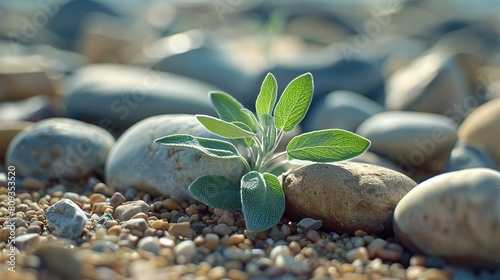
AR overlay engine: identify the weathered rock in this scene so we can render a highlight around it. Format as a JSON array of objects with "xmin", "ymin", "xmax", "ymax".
[
  {"xmin": 283, "ymin": 162, "xmax": 416, "ymax": 237},
  {"xmin": 105, "ymin": 114, "xmax": 246, "ymax": 200},
  {"xmin": 137, "ymin": 42, "xmax": 258, "ymax": 109},
  {"xmin": 356, "ymin": 111, "xmax": 458, "ymax": 174},
  {"xmin": 0, "ymin": 121, "xmax": 32, "ymax": 162},
  {"xmin": 393, "ymin": 168, "xmax": 500, "ymax": 268},
  {"xmin": 45, "ymin": 199, "xmax": 89, "ymax": 239},
  {"xmin": 385, "ymin": 48, "xmax": 469, "ymax": 119},
  {"xmin": 6, "ymin": 118, "xmax": 115, "ymax": 179},
  {"xmin": 303, "ymin": 90, "xmax": 384, "ymax": 132},
  {"xmin": 445, "ymin": 140, "xmax": 498, "ymax": 172},
  {"xmin": 65, "ymin": 64, "xmax": 217, "ymax": 134},
  {"xmin": 175, "ymin": 240, "xmax": 197, "ymax": 264},
  {"xmin": 458, "ymin": 99, "xmax": 500, "ymax": 167},
  {"xmin": 114, "ymin": 200, "xmax": 149, "ymax": 221},
  {"xmin": 0, "ymin": 54, "xmax": 57, "ymax": 102},
  {"xmin": 137, "ymin": 236, "xmax": 160, "ymax": 255}
]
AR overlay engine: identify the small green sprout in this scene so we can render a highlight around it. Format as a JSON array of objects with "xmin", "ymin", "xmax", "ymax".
[{"xmin": 155, "ymin": 73, "xmax": 370, "ymax": 232}]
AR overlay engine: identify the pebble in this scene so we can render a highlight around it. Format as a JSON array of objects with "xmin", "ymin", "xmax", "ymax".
[
  {"xmin": 283, "ymin": 162, "xmax": 416, "ymax": 236},
  {"xmin": 163, "ymin": 199, "xmax": 181, "ymax": 211},
  {"xmin": 175, "ymin": 240, "xmax": 197, "ymax": 264},
  {"xmin": 297, "ymin": 218, "xmax": 323, "ymax": 232},
  {"xmin": 213, "ymin": 224, "xmax": 232, "ymax": 236},
  {"xmin": 110, "ymin": 192, "xmax": 126, "ymax": 209},
  {"xmin": 204, "ymin": 233, "xmax": 220, "ymax": 251},
  {"xmin": 123, "ymin": 218, "xmax": 148, "ymax": 232},
  {"xmin": 366, "ymin": 238, "xmax": 388, "ymax": 258},
  {"xmin": 105, "ymin": 114, "xmax": 246, "ymax": 200},
  {"xmin": 346, "ymin": 247, "xmax": 369, "ymax": 263},
  {"xmin": 14, "ymin": 233, "xmax": 40, "ymax": 250},
  {"xmin": 356, "ymin": 111, "xmax": 458, "ymax": 174},
  {"xmin": 304, "ymin": 90, "xmax": 384, "ymax": 132},
  {"xmin": 217, "ymin": 213, "xmax": 235, "ymax": 226},
  {"xmin": 44, "ymin": 199, "xmax": 88, "ymax": 239},
  {"xmin": 394, "ymin": 168, "xmax": 500, "ymax": 268},
  {"xmin": 114, "ymin": 200, "xmax": 149, "ymax": 221},
  {"xmin": 445, "ymin": 140, "xmax": 499, "ymax": 172},
  {"xmin": 305, "ymin": 230, "xmax": 321, "ymax": 243},
  {"xmin": 229, "ymin": 234, "xmax": 246, "ymax": 246},
  {"xmin": 92, "ymin": 240, "xmax": 120, "ymax": 253},
  {"xmin": 6, "ymin": 118, "xmax": 115, "ymax": 179},
  {"xmin": 65, "ymin": 64, "xmax": 216, "ymax": 133},
  {"xmin": 458, "ymin": 98, "xmax": 500, "ymax": 167},
  {"xmin": 138, "ymin": 236, "xmax": 161, "ymax": 255},
  {"xmin": 223, "ymin": 248, "xmax": 253, "ymax": 262},
  {"xmin": 385, "ymin": 48, "xmax": 468, "ymax": 118},
  {"xmin": 169, "ymin": 222, "xmax": 195, "ymax": 239},
  {"xmin": 270, "ymin": 245, "xmax": 292, "ymax": 260}
]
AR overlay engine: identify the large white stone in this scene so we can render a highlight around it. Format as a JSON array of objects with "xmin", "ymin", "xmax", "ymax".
[
  {"xmin": 105, "ymin": 114, "xmax": 246, "ymax": 200},
  {"xmin": 393, "ymin": 168, "xmax": 500, "ymax": 268}
]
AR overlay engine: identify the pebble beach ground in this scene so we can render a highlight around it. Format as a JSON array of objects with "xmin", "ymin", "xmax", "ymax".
[{"xmin": 1, "ymin": 176, "xmax": 497, "ymax": 280}]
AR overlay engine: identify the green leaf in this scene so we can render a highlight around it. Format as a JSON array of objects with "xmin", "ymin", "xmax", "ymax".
[
  {"xmin": 286, "ymin": 129, "xmax": 371, "ymax": 162},
  {"xmin": 231, "ymin": 121, "xmax": 254, "ymax": 147},
  {"xmin": 210, "ymin": 92, "xmax": 257, "ymax": 132},
  {"xmin": 240, "ymin": 171, "xmax": 285, "ymax": 232},
  {"xmin": 274, "ymin": 73, "xmax": 313, "ymax": 132},
  {"xmin": 155, "ymin": 134, "xmax": 242, "ymax": 159},
  {"xmin": 189, "ymin": 175, "xmax": 242, "ymax": 211},
  {"xmin": 196, "ymin": 115, "xmax": 255, "ymax": 139},
  {"xmin": 255, "ymin": 73, "xmax": 278, "ymax": 118},
  {"xmin": 240, "ymin": 108, "xmax": 263, "ymax": 134}
]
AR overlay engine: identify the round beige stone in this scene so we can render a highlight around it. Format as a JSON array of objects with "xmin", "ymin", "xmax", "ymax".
[
  {"xmin": 458, "ymin": 98, "xmax": 500, "ymax": 167},
  {"xmin": 283, "ymin": 162, "xmax": 416, "ymax": 237},
  {"xmin": 393, "ymin": 168, "xmax": 500, "ymax": 268}
]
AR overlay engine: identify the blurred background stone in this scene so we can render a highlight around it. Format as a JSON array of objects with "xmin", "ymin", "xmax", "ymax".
[{"xmin": 64, "ymin": 64, "xmax": 217, "ymax": 135}]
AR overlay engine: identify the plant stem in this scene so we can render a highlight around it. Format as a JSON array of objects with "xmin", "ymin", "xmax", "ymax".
[
  {"xmin": 261, "ymin": 151, "xmax": 287, "ymax": 171},
  {"xmin": 269, "ymin": 130, "xmax": 284, "ymax": 155},
  {"xmin": 239, "ymin": 156, "xmax": 252, "ymax": 172}
]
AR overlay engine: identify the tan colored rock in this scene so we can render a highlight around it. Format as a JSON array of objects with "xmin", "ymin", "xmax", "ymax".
[
  {"xmin": 0, "ymin": 121, "xmax": 33, "ymax": 162},
  {"xmin": 283, "ymin": 162, "xmax": 416, "ymax": 237},
  {"xmin": 385, "ymin": 48, "xmax": 469, "ymax": 119},
  {"xmin": 393, "ymin": 168, "xmax": 500, "ymax": 268},
  {"xmin": 458, "ymin": 98, "xmax": 500, "ymax": 167},
  {"xmin": 0, "ymin": 55, "xmax": 57, "ymax": 101}
]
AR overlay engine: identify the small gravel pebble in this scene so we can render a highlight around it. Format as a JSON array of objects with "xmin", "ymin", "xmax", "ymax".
[
  {"xmin": 175, "ymin": 240, "xmax": 197, "ymax": 264},
  {"xmin": 169, "ymin": 222, "xmax": 195, "ymax": 239},
  {"xmin": 297, "ymin": 217, "xmax": 323, "ymax": 232},
  {"xmin": 213, "ymin": 224, "xmax": 232, "ymax": 236}
]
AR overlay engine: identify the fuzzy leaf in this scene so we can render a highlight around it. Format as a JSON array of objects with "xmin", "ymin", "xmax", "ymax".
[
  {"xmin": 155, "ymin": 134, "xmax": 242, "ymax": 159},
  {"xmin": 189, "ymin": 175, "xmax": 242, "ymax": 211},
  {"xmin": 256, "ymin": 73, "xmax": 278, "ymax": 118},
  {"xmin": 210, "ymin": 91, "xmax": 257, "ymax": 132},
  {"xmin": 286, "ymin": 129, "xmax": 371, "ymax": 162},
  {"xmin": 240, "ymin": 108, "xmax": 263, "ymax": 134},
  {"xmin": 274, "ymin": 73, "xmax": 313, "ymax": 132},
  {"xmin": 241, "ymin": 171, "xmax": 285, "ymax": 232},
  {"xmin": 196, "ymin": 115, "xmax": 255, "ymax": 139}
]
